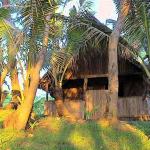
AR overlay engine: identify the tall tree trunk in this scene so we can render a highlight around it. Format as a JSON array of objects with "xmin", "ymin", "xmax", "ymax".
[
  {"xmin": 3, "ymin": 15, "xmax": 51, "ymax": 130},
  {"xmin": 107, "ymin": 0, "xmax": 130, "ymax": 121},
  {"xmin": 3, "ymin": 68, "xmax": 40, "ymax": 129},
  {"xmin": 54, "ymin": 87, "xmax": 64, "ymax": 117},
  {"xmin": 54, "ymin": 87, "xmax": 77, "ymax": 121},
  {"xmin": 5, "ymin": 66, "xmax": 21, "ymax": 109}
]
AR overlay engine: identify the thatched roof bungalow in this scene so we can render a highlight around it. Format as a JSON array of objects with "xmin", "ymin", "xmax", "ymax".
[{"xmin": 39, "ymin": 14, "xmax": 149, "ymax": 121}]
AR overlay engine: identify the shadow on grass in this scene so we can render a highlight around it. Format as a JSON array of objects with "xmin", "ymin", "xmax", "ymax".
[
  {"xmin": 100, "ymin": 124, "xmax": 148, "ymax": 150},
  {"xmin": 2, "ymin": 118, "xmax": 150, "ymax": 150}
]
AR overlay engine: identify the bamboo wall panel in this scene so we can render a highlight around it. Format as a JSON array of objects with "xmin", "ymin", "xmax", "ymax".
[
  {"xmin": 44, "ymin": 101, "xmax": 57, "ymax": 116},
  {"xmin": 44, "ymin": 100, "xmax": 85, "ymax": 119},
  {"xmin": 86, "ymin": 90, "xmax": 149, "ymax": 120},
  {"xmin": 64, "ymin": 99, "xmax": 85, "ymax": 119},
  {"xmin": 44, "ymin": 93, "xmax": 149, "ymax": 120},
  {"xmin": 86, "ymin": 90, "xmax": 109, "ymax": 119},
  {"xmin": 118, "ymin": 97, "xmax": 148, "ymax": 118}
]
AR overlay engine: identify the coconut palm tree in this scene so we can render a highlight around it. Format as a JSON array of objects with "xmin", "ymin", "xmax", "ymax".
[
  {"xmin": 41, "ymin": 0, "xmax": 94, "ymax": 120},
  {"xmin": 2, "ymin": 0, "xmax": 72, "ymax": 130}
]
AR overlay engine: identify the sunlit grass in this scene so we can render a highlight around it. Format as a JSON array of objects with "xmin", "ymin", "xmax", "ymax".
[
  {"xmin": 0, "ymin": 118, "xmax": 150, "ymax": 150},
  {"xmin": 0, "ymin": 128, "xmax": 24, "ymax": 150}
]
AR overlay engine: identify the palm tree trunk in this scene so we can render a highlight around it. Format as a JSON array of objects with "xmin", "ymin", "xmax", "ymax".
[
  {"xmin": 54, "ymin": 87, "xmax": 64, "ymax": 117},
  {"xmin": 0, "ymin": 0, "xmax": 9, "ymax": 108},
  {"xmin": 54, "ymin": 87, "xmax": 77, "ymax": 121},
  {"xmin": 107, "ymin": 0, "xmax": 131, "ymax": 121},
  {"xmin": 3, "ymin": 67, "xmax": 40, "ymax": 129},
  {"xmin": 5, "ymin": 67, "xmax": 21, "ymax": 109}
]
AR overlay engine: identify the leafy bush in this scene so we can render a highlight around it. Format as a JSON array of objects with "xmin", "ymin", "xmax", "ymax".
[
  {"xmin": 33, "ymin": 97, "xmax": 45, "ymax": 117},
  {"xmin": 33, "ymin": 95, "xmax": 55, "ymax": 117}
]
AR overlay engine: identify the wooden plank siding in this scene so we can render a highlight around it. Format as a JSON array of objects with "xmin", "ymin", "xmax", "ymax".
[
  {"xmin": 86, "ymin": 90, "xmax": 149, "ymax": 120},
  {"xmin": 44, "ymin": 101, "xmax": 57, "ymax": 116},
  {"xmin": 118, "ymin": 97, "xmax": 148, "ymax": 120},
  {"xmin": 44, "ymin": 100, "xmax": 85, "ymax": 119},
  {"xmin": 63, "ymin": 99, "xmax": 85, "ymax": 119},
  {"xmin": 85, "ymin": 90, "xmax": 109, "ymax": 119},
  {"xmin": 44, "ymin": 90, "xmax": 149, "ymax": 120}
]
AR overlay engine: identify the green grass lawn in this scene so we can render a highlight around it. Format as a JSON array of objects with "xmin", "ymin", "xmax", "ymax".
[
  {"xmin": 0, "ymin": 117, "xmax": 150, "ymax": 150},
  {"xmin": 129, "ymin": 121, "xmax": 150, "ymax": 136}
]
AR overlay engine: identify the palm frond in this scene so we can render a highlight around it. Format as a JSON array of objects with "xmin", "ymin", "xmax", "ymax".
[{"xmin": 50, "ymin": 49, "xmax": 73, "ymax": 86}]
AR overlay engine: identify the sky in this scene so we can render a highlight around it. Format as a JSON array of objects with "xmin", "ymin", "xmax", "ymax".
[
  {"xmin": 94, "ymin": 0, "xmax": 117, "ymax": 23},
  {"xmin": 64, "ymin": 0, "xmax": 118, "ymax": 24},
  {"xmin": 11, "ymin": 0, "xmax": 118, "ymax": 30}
]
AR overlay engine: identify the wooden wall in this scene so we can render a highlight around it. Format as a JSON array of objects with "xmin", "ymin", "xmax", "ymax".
[
  {"xmin": 118, "ymin": 97, "xmax": 148, "ymax": 120},
  {"xmin": 85, "ymin": 90, "xmax": 109, "ymax": 119},
  {"xmin": 44, "ymin": 100, "xmax": 85, "ymax": 119},
  {"xmin": 44, "ymin": 90, "xmax": 149, "ymax": 120},
  {"xmin": 86, "ymin": 90, "xmax": 149, "ymax": 120},
  {"xmin": 64, "ymin": 99, "xmax": 85, "ymax": 119},
  {"xmin": 44, "ymin": 101, "xmax": 57, "ymax": 116}
]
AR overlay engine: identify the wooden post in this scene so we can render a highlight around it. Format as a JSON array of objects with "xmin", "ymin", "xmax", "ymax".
[
  {"xmin": 83, "ymin": 78, "xmax": 88, "ymax": 119},
  {"xmin": 46, "ymin": 91, "xmax": 48, "ymax": 101},
  {"xmin": 83, "ymin": 78, "xmax": 88, "ymax": 101}
]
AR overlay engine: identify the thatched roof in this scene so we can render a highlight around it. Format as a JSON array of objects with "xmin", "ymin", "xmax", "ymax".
[{"xmin": 39, "ymin": 13, "xmax": 143, "ymax": 91}]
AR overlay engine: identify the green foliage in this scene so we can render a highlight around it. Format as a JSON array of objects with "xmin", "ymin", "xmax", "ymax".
[
  {"xmin": 33, "ymin": 97, "xmax": 45, "ymax": 116},
  {"xmin": 67, "ymin": 28, "xmax": 85, "ymax": 51},
  {"xmin": 69, "ymin": 5, "xmax": 77, "ymax": 17},
  {"xmin": 113, "ymin": 1, "xmax": 150, "ymax": 78},
  {"xmin": 130, "ymin": 121, "xmax": 150, "ymax": 136},
  {"xmin": 29, "ymin": 121, "xmax": 39, "ymax": 131},
  {"xmin": 1, "ymin": 118, "xmax": 150, "ymax": 150},
  {"xmin": 0, "ymin": 8, "xmax": 10, "ymax": 19},
  {"xmin": 3, "ymin": 94, "xmax": 12, "ymax": 107},
  {"xmin": 84, "ymin": 106, "xmax": 99, "ymax": 120},
  {"xmin": 123, "ymin": 1, "xmax": 150, "ymax": 48}
]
